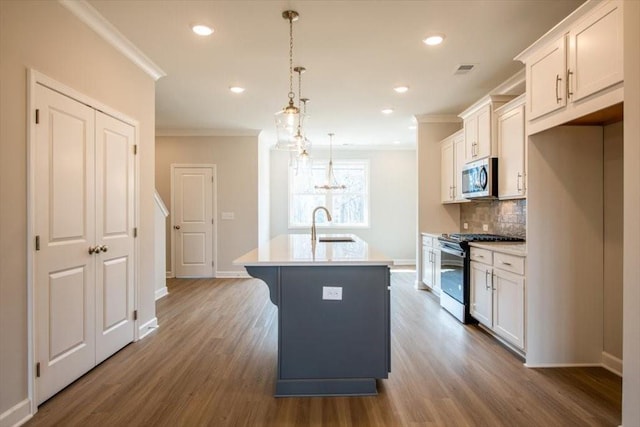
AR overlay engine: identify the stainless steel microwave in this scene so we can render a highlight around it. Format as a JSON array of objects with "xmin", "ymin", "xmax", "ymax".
[{"xmin": 461, "ymin": 157, "xmax": 498, "ymax": 199}]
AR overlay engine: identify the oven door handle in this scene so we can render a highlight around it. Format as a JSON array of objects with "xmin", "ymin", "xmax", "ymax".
[{"xmin": 439, "ymin": 246, "xmax": 466, "ymax": 258}]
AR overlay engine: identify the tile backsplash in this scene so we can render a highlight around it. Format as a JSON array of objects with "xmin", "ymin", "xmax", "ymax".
[{"xmin": 460, "ymin": 199, "xmax": 526, "ymax": 239}]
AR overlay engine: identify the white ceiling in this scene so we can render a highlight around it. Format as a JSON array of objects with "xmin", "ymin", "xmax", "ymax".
[{"xmin": 88, "ymin": 0, "xmax": 583, "ymax": 147}]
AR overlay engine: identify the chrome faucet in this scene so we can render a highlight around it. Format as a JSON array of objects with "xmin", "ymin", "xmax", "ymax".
[{"xmin": 311, "ymin": 206, "xmax": 332, "ymax": 241}]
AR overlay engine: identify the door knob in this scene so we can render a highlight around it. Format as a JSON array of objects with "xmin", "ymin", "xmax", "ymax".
[
  {"xmin": 88, "ymin": 246, "xmax": 98, "ymax": 254},
  {"xmin": 100, "ymin": 245, "xmax": 108, "ymax": 253},
  {"xmin": 174, "ymin": 225, "xmax": 181, "ymax": 230}
]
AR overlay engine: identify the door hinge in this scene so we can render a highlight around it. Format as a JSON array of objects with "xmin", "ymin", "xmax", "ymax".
[
  {"xmin": 133, "ymin": 310, "xmax": 138, "ymax": 321},
  {"xmin": 35, "ymin": 109, "xmax": 40, "ymax": 124},
  {"xmin": 211, "ymin": 261, "xmax": 214, "ymax": 267},
  {"xmin": 211, "ymin": 218, "xmax": 214, "ymax": 224},
  {"xmin": 35, "ymin": 235, "xmax": 40, "ymax": 251},
  {"xmin": 133, "ymin": 227, "xmax": 138, "ymax": 238},
  {"xmin": 36, "ymin": 362, "xmax": 40, "ymax": 378},
  {"xmin": 133, "ymin": 145, "xmax": 138, "ymax": 155}
]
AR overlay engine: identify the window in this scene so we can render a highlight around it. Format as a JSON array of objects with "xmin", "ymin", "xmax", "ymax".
[{"xmin": 289, "ymin": 160, "xmax": 369, "ymax": 228}]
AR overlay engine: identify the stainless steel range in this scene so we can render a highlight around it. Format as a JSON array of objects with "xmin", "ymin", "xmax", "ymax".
[{"xmin": 437, "ymin": 233, "xmax": 524, "ymax": 323}]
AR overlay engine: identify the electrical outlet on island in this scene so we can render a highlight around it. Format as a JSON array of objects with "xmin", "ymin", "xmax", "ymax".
[
  {"xmin": 482, "ymin": 224, "xmax": 489, "ymax": 231},
  {"xmin": 463, "ymin": 222, "xmax": 468, "ymax": 230}
]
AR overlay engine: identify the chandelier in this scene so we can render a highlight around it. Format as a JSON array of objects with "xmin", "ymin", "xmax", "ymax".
[{"xmin": 315, "ymin": 133, "xmax": 346, "ymax": 191}]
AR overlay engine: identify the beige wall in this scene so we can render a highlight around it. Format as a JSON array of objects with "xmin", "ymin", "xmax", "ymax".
[
  {"xmin": 155, "ymin": 136, "xmax": 259, "ymax": 275},
  {"xmin": 603, "ymin": 122, "xmax": 623, "ymax": 361},
  {"xmin": 416, "ymin": 120, "xmax": 461, "ymax": 287},
  {"xmin": 527, "ymin": 126, "xmax": 604, "ymax": 365},
  {"xmin": 0, "ymin": 0, "xmax": 156, "ymax": 416},
  {"xmin": 270, "ymin": 148, "xmax": 417, "ymax": 262},
  {"xmin": 623, "ymin": 0, "xmax": 640, "ymax": 424}
]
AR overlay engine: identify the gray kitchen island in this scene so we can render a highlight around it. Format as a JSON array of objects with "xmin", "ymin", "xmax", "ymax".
[{"xmin": 234, "ymin": 234, "xmax": 392, "ymax": 397}]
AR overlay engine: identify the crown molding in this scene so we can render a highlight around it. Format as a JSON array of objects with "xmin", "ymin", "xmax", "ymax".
[
  {"xmin": 414, "ymin": 114, "xmax": 462, "ymax": 124},
  {"xmin": 59, "ymin": 0, "xmax": 166, "ymax": 81},
  {"xmin": 156, "ymin": 128, "xmax": 261, "ymax": 137}
]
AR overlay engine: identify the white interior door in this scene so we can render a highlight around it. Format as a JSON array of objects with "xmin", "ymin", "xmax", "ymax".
[
  {"xmin": 173, "ymin": 167, "xmax": 214, "ymax": 278},
  {"xmin": 34, "ymin": 83, "xmax": 137, "ymax": 404},
  {"xmin": 35, "ymin": 84, "xmax": 96, "ymax": 404},
  {"xmin": 94, "ymin": 112, "xmax": 135, "ymax": 364}
]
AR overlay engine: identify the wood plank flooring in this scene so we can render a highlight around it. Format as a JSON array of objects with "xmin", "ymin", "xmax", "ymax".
[{"xmin": 27, "ymin": 272, "xmax": 621, "ymax": 426}]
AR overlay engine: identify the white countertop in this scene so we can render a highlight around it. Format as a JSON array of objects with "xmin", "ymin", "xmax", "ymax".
[
  {"xmin": 234, "ymin": 234, "xmax": 393, "ymax": 267},
  {"xmin": 469, "ymin": 241, "xmax": 527, "ymax": 256}
]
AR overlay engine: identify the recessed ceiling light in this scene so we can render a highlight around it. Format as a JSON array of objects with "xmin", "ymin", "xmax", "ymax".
[
  {"xmin": 393, "ymin": 140, "xmax": 401, "ymax": 144},
  {"xmin": 394, "ymin": 86, "xmax": 409, "ymax": 93},
  {"xmin": 381, "ymin": 108, "xmax": 394, "ymax": 115},
  {"xmin": 423, "ymin": 34, "xmax": 445, "ymax": 46},
  {"xmin": 229, "ymin": 86, "xmax": 245, "ymax": 94},
  {"xmin": 192, "ymin": 25, "xmax": 214, "ymax": 36}
]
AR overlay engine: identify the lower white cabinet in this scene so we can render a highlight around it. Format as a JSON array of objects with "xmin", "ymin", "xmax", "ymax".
[
  {"xmin": 470, "ymin": 247, "xmax": 525, "ymax": 350},
  {"xmin": 421, "ymin": 234, "xmax": 441, "ymax": 294}
]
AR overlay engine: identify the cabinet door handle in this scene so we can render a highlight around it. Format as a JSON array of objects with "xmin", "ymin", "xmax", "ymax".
[
  {"xmin": 485, "ymin": 269, "xmax": 491, "ymax": 290},
  {"xmin": 555, "ymin": 74, "xmax": 563, "ymax": 103},
  {"xmin": 567, "ymin": 69, "xmax": 574, "ymax": 99},
  {"xmin": 492, "ymin": 272, "xmax": 496, "ymax": 291}
]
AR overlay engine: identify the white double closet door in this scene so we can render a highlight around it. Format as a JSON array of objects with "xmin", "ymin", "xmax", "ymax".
[{"xmin": 34, "ymin": 84, "xmax": 136, "ymax": 404}]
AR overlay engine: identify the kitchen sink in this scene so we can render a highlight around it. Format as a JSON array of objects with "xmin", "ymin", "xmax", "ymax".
[{"xmin": 318, "ymin": 236, "xmax": 355, "ymax": 243}]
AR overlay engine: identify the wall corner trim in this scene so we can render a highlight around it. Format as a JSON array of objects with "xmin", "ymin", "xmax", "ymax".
[
  {"xmin": 58, "ymin": 0, "xmax": 166, "ymax": 81},
  {"xmin": 0, "ymin": 399, "xmax": 32, "ymax": 427},
  {"xmin": 138, "ymin": 317, "xmax": 159, "ymax": 340},
  {"xmin": 155, "ymin": 287, "xmax": 169, "ymax": 301},
  {"xmin": 602, "ymin": 351, "xmax": 623, "ymax": 377}
]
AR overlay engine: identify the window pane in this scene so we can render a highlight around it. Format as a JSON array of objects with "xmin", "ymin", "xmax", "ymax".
[
  {"xmin": 332, "ymin": 195, "xmax": 365, "ymax": 225},
  {"xmin": 290, "ymin": 194, "xmax": 327, "ymax": 226},
  {"xmin": 333, "ymin": 166, "xmax": 366, "ymax": 193}
]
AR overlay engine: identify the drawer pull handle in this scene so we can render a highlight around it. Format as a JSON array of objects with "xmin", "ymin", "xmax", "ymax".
[{"xmin": 501, "ymin": 261, "xmax": 512, "ymax": 266}]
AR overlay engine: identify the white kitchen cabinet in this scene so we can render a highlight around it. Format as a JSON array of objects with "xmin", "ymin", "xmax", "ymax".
[
  {"xmin": 459, "ymin": 95, "xmax": 515, "ymax": 163},
  {"xmin": 497, "ymin": 95, "xmax": 526, "ymax": 199},
  {"xmin": 470, "ymin": 260, "xmax": 492, "ymax": 327},
  {"xmin": 421, "ymin": 234, "xmax": 441, "ymax": 295},
  {"xmin": 516, "ymin": 0, "xmax": 623, "ymax": 135},
  {"xmin": 440, "ymin": 130, "xmax": 466, "ymax": 204},
  {"xmin": 469, "ymin": 246, "xmax": 526, "ymax": 351}
]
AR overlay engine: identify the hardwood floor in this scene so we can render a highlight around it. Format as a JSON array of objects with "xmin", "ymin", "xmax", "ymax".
[{"xmin": 27, "ymin": 272, "xmax": 621, "ymax": 426}]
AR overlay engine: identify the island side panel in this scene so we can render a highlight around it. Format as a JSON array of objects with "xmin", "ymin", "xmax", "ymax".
[{"xmin": 279, "ymin": 266, "xmax": 390, "ymax": 380}]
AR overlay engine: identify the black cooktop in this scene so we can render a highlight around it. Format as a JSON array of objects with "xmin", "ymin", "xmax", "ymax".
[{"xmin": 440, "ymin": 233, "xmax": 525, "ymax": 243}]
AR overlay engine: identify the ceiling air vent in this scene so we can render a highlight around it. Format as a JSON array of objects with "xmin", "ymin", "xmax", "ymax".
[{"xmin": 454, "ymin": 64, "xmax": 476, "ymax": 75}]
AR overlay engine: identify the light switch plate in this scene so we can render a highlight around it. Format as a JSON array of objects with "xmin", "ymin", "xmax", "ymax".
[
  {"xmin": 322, "ymin": 286, "xmax": 342, "ymax": 300},
  {"xmin": 482, "ymin": 224, "xmax": 488, "ymax": 231},
  {"xmin": 463, "ymin": 222, "xmax": 468, "ymax": 230}
]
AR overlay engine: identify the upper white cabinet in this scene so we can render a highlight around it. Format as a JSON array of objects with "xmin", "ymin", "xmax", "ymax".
[
  {"xmin": 496, "ymin": 95, "xmax": 526, "ymax": 199},
  {"xmin": 440, "ymin": 130, "xmax": 466, "ymax": 203},
  {"xmin": 516, "ymin": 0, "xmax": 623, "ymax": 135},
  {"xmin": 459, "ymin": 95, "xmax": 515, "ymax": 163}
]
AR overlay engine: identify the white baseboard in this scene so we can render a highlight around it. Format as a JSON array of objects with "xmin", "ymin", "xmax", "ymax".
[
  {"xmin": 165, "ymin": 271, "xmax": 173, "ymax": 278},
  {"xmin": 524, "ymin": 362, "xmax": 603, "ymax": 368},
  {"xmin": 0, "ymin": 399, "xmax": 31, "ymax": 427},
  {"xmin": 393, "ymin": 259, "xmax": 415, "ymax": 266},
  {"xmin": 602, "ymin": 351, "xmax": 623, "ymax": 376},
  {"xmin": 155, "ymin": 286, "xmax": 168, "ymax": 300},
  {"xmin": 414, "ymin": 279, "xmax": 428, "ymax": 290},
  {"xmin": 216, "ymin": 271, "xmax": 251, "ymax": 279},
  {"xmin": 138, "ymin": 317, "xmax": 158, "ymax": 340}
]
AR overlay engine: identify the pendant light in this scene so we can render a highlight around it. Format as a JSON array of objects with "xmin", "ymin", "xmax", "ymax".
[
  {"xmin": 275, "ymin": 10, "xmax": 301, "ymax": 150},
  {"xmin": 315, "ymin": 133, "xmax": 346, "ymax": 191}
]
